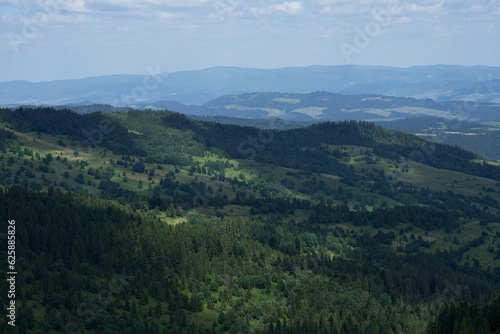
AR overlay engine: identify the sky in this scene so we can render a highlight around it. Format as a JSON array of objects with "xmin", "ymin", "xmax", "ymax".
[{"xmin": 0, "ymin": 0, "xmax": 499, "ymax": 82}]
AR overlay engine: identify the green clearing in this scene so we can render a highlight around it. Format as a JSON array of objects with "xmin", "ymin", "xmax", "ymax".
[{"xmin": 3, "ymin": 129, "xmax": 500, "ymax": 216}]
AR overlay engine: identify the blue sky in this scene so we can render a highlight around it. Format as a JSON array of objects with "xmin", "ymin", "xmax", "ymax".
[{"xmin": 0, "ymin": 0, "xmax": 499, "ymax": 82}]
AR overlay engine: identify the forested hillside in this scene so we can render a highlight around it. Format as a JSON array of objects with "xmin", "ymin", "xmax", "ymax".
[
  {"xmin": 2, "ymin": 187, "xmax": 500, "ymax": 333},
  {"xmin": 1, "ymin": 107, "xmax": 500, "ymax": 333}
]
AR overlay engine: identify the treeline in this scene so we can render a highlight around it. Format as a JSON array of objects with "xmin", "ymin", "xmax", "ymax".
[
  {"xmin": 308, "ymin": 203, "xmax": 459, "ymax": 231},
  {"xmin": 0, "ymin": 107, "xmax": 137, "ymax": 156},
  {"xmin": 132, "ymin": 111, "xmax": 500, "ymax": 182},
  {"xmin": 0, "ymin": 128, "xmax": 16, "ymax": 142},
  {"xmin": 0, "ymin": 128, "xmax": 16, "ymax": 151}
]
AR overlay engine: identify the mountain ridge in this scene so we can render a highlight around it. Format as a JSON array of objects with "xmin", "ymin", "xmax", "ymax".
[{"xmin": 2, "ymin": 64, "xmax": 500, "ymax": 106}]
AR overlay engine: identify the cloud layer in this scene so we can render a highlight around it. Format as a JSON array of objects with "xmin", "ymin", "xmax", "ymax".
[{"xmin": 0, "ymin": 0, "xmax": 499, "ymax": 81}]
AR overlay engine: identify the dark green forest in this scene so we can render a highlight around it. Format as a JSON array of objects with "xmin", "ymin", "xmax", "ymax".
[
  {"xmin": 1, "ymin": 107, "xmax": 500, "ymax": 333},
  {"xmin": 2, "ymin": 187, "xmax": 500, "ymax": 333}
]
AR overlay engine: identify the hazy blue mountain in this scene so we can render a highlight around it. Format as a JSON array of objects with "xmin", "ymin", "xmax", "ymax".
[{"xmin": 1, "ymin": 65, "xmax": 500, "ymax": 106}]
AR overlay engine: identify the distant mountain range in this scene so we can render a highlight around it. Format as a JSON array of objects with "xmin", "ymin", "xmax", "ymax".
[{"xmin": 1, "ymin": 65, "xmax": 500, "ymax": 106}]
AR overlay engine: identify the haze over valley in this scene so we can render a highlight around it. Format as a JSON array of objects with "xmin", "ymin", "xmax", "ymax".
[{"xmin": 1, "ymin": 65, "xmax": 500, "ymax": 106}]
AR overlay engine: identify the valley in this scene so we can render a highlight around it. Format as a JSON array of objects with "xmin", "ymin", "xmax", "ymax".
[{"xmin": 3, "ymin": 0, "xmax": 500, "ymax": 330}]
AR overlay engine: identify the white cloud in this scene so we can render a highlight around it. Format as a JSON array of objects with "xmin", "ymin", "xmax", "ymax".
[
  {"xmin": 325, "ymin": 4, "xmax": 360, "ymax": 16},
  {"xmin": 396, "ymin": 16, "xmax": 411, "ymax": 24},
  {"xmin": 411, "ymin": 0, "xmax": 444, "ymax": 6},
  {"xmin": 95, "ymin": 0, "xmax": 210, "ymax": 9},
  {"xmin": 468, "ymin": 5, "xmax": 487, "ymax": 13},
  {"xmin": 312, "ymin": 0, "xmax": 449, "ymax": 17},
  {"xmin": 117, "ymin": 26, "xmax": 129, "ymax": 31},
  {"xmin": 404, "ymin": 1, "xmax": 444, "ymax": 15},
  {"xmin": 255, "ymin": 1, "xmax": 304, "ymax": 16},
  {"xmin": 458, "ymin": 4, "xmax": 496, "ymax": 14},
  {"xmin": 63, "ymin": 0, "xmax": 90, "ymax": 13},
  {"xmin": 313, "ymin": 0, "xmax": 386, "ymax": 6},
  {"xmin": 46, "ymin": 13, "xmax": 88, "ymax": 23},
  {"xmin": 271, "ymin": 1, "xmax": 304, "ymax": 15},
  {"xmin": 158, "ymin": 11, "xmax": 176, "ymax": 19}
]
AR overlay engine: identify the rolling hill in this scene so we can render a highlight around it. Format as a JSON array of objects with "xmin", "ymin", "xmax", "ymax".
[{"xmin": 181, "ymin": 92, "xmax": 464, "ymax": 121}]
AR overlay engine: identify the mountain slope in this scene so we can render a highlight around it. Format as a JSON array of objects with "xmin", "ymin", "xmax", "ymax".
[
  {"xmin": 2, "ymin": 107, "xmax": 500, "ymax": 216},
  {"xmin": 2, "ymin": 107, "xmax": 500, "ymax": 333}
]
